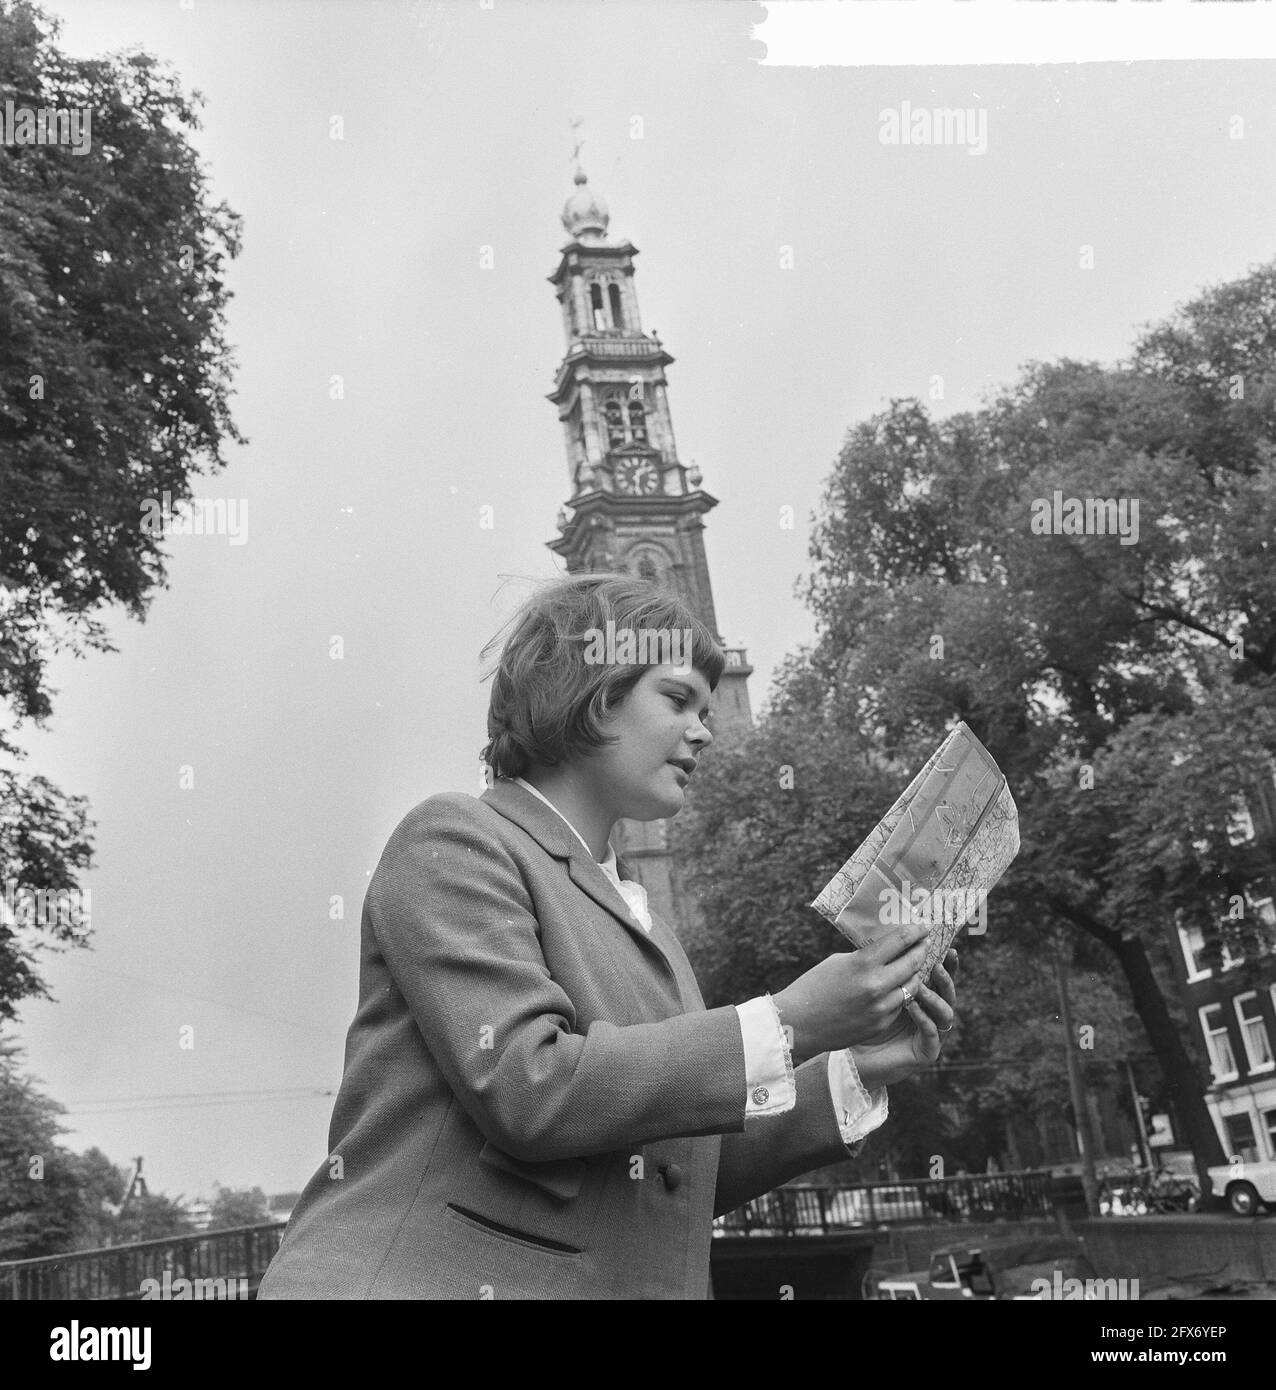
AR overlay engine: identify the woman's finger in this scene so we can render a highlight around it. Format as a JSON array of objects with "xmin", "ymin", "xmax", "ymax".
[
  {"xmin": 915, "ymin": 982, "xmax": 954, "ymax": 1032},
  {"xmin": 929, "ymin": 961, "xmax": 957, "ymax": 1009},
  {"xmin": 906, "ymin": 1000, "xmax": 940, "ymax": 1061},
  {"xmin": 882, "ymin": 942, "xmax": 931, "ymax": 995},
  {"xmin": 862, "ymin": 918, "xmax": 930, "ymax": 963}
]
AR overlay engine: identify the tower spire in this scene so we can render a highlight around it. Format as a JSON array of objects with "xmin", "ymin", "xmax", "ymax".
[
  {"xmin": 568, "ymin": 115, "xmax": 586, "ymax": 180},
  {"xmin": 560, "ymin": 116, "xmax": 610, "ymax": 244}
]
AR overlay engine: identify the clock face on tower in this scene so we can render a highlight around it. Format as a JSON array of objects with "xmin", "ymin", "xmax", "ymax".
[{"xmin": 615, "ymin": 456, "xmax": 660, "ymax": 496}]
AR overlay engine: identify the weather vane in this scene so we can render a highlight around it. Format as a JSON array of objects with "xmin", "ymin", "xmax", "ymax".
[{"xmin": 569, "ymin": 115, "xmax": 585, "ymax": 177}]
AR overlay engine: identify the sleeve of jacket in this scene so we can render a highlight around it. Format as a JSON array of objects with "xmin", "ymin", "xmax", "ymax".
[
  {"xmin": 365, "ymin": 795, "xmax": 750, "ymax": 1162},
  {"xmin": 712, "ymin": 1053, "xmax": 851, "ymax": 1217}
]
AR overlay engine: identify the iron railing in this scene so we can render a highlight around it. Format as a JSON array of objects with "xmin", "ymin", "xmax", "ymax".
[
  {"xmin": 715, "ymin": 1170, "xmax": 1055, "ymax": 1237},
  {"xmin": 0, "ymin": 1222, "xmax": 285, "ymax": 1301}
]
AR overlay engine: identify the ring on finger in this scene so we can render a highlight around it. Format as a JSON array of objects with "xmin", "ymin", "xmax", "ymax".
[{"xmin": 900, "ymin": 983, "xmax": 914, "ymax": 1007}]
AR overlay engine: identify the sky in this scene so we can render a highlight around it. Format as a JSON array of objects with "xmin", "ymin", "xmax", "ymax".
[{"xmin": 9, "ymin": 0, "xmax": 1276, "ymax": 1201}]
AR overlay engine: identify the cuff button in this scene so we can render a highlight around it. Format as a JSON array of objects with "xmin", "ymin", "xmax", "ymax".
[{"xmin": 751, "ymin": 1086, "xmax": 770, "ymax": 1106}]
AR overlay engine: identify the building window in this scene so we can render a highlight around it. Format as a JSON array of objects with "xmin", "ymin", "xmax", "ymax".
[
  {"xmin": 1224, "ymin": 1111, "xmax": 1260, "ymax": 1164},
  {"xmin": 1235, "ymin": 993, "xmax": 1275, "ymax": 1073},
  {"xmin": 1226, "ymin": 799, "xmax": 1256, "ymax": 846},
  {"xmin": 590, "ymin": 283, "xmax": 607, "ymax": 332},
  {"xmin": 1201, "ymin": 1005, "xmax": 1238, "ymax": 1083},
  {"xmin": 1264, "ymin": 1108, "xmax": 1276, "ymax": 1160},
  {"xmin": 608, "ymin": 282, "xmax": 624, "ymax": 330},
  {"xmin": 627, "ymin": 399, "xmax": 647, "ymax": 442},
  {"xmin": 1221, "ymin": 938, "xmax": 1245, "ymax": 972},
  {"xmin": 1178, "ymin": 923, "xmax": 1211, "ymax": 981},
  {"xmin": 603, "ymin": 399, "xmax": 626, "ymax": 448},
  {"xmin": 1253, "ymin": 898, "xmax": 1276, "ymax": 956}
]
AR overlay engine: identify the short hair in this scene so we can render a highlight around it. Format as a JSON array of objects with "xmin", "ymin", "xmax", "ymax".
[{"xmin": 480, "ymin": 572, "xmax": 726, "ymax": 781}]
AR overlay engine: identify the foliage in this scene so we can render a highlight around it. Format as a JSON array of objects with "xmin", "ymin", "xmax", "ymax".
[
  {"xmin": 206, "ymin": 1182, "xmax": 270, "ymax": 1231},
  {"xmin": 0, "ymin": 0, "xmax": 244, "ymax": 1018},
  {"xmin": 680, "ymin": 260, "xmax": 1276, "ymax": 1180},
  {"xmin": 0, "ymin": 1041, "xmax": 192, "ymax": 1256}
]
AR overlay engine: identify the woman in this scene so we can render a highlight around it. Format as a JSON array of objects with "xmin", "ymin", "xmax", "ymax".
[{"xmin": 258, "ymin": 573, "xmax": 956, "ymax": 1299}]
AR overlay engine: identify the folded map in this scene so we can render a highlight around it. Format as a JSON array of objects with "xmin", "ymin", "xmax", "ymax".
[{"xmin": 809, "ymin": 722, "xmax": 1020, "ymax": 988}]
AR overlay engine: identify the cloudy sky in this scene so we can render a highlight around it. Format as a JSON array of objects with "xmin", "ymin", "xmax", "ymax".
[{"xmin": 13, "ymin": 0, "xmax": 1276, "ymax": 1201}]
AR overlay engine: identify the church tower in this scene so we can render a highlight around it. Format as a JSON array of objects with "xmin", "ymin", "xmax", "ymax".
[{"xmin": 545, "ymin": 166, "xmax": 754, "ymax": 932}]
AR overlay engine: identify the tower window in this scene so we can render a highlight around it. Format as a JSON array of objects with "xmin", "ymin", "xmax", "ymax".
[
  {"xmin": 608, "ymin": 283, "xmax": 624, "ymax": 330},
  {"xmin": 627, "ymin": 399, "xmax": 647, "ymax": 442},
  {"xmin": 604, "ymin": 399, "xmax": 626, "ymax": 448},
  {"xmin": 638, "ymin": 555, "xmax": 658, "ymax": 582},
  {"xmin": 590, "ymin": 282, "xmax": 607, "ymax": 332}
]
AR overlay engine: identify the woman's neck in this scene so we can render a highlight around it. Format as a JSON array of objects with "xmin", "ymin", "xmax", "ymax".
[{"xmin": 519, "ymin": 767, "xmax": 615, "ymax": 861}]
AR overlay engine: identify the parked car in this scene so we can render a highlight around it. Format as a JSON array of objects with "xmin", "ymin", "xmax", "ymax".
[
  {"xmin": 1207, "ymin": 1158, "xmax": 1276, "ymax": 1217},
  {"xmin": 864, "ymin": 1236, "xmax": 1096, "ymax": 1301}
]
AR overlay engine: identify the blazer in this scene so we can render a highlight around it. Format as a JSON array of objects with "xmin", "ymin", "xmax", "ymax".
[{"xmin": 256, "ymin": 778, "xmax": 851, "ymax": 1300}]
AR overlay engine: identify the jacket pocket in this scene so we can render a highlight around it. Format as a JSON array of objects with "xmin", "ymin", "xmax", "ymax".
[
  {"xmin": 477, "ymin": 1140, "xmax": 587, "ymax": 1202},
  {"xmin": 444, "ymin": 1203, "xmax": 582, "ymax": 1256}
]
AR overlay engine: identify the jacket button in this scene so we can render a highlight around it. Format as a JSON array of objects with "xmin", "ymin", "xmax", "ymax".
[
  {"xmin": 661, "ymin": 1163, "xmax": 683, "ymax": 1192},
  {"xmin": 751, "ymin": 1086, "xmax": 770, "ymax": 1106}
]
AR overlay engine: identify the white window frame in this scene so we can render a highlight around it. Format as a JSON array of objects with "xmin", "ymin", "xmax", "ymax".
[
  {"xmin": 1263, "ymin": 1105, "xmax": 1276, "ymax": 1162},
  {"xmin": 1200, "ymin": 1004, "xmax": 1239, "ymax": 1084},
  {"xmin": 1226, "ymin": 799, "xmax": 1255, "ymax": 846},
  {"xmin": 1233, "ymin": 991, "xmax": 1275, "ymax": 1075},
  {"xmin": 1178, "ymin": 923, "xmax": 1211, "ymax": 982},
  {"xmin": 1222, "ymin": 1107, "xmax": 1261, "ymax": 1164},
  {"xmin": 1253, "ymin": 898, "xmax": 1276, "ymax": 957}
]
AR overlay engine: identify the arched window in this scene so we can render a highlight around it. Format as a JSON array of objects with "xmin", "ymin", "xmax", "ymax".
[
  {"xmin": 608, "ymin": 283, "xmax": 624, "ymax": 330},
  {"xmin": 627, "ymin": 399, "xmax": 647, "ymax": 442},
  {"xmin": 604, "ymin": 399, "xmax": 626, "ymax": 447},
  {"xmin": 590, "ymin": 283, "xmax": 607, "ymax": 332},
  {"xmin": 637, "ymin": 555, "xmax": 659, "ymax": 583}
]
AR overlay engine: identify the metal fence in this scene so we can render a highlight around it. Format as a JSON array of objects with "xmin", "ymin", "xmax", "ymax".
[
  {"xmin": 0, "ymin": 1223, "xmax": 285, "ymax": 1301},
  {"xmin": 715, "ymin": 1170, "xmax": 1055, "ymax": 1237}
]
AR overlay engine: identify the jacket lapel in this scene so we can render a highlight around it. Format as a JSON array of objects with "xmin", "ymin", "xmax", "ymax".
[{"xmin": 481, "ymin": 779, "xmax": 680, "ymax": 985}]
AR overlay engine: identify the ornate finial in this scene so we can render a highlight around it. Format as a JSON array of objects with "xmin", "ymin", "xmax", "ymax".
[
  {"xmin": 569, "ymin": 116, "xmax": 586, "ymax": 180},
  {"xmin": 560, "ymin": 122, "xmax": 610, "ymax": 243}
]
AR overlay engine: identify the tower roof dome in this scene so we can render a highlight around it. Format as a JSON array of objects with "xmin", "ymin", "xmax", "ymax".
[{"xmin": 561, "ymin": 169, "xmax": 610, "ymax": 244}]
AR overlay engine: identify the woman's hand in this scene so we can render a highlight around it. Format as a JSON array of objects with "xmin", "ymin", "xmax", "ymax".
[
  {"xmin": 849, "ymin": 949, "xmax": 959, "ymax": 1090},
  {"xmin": 772, "ymin": 919, "xmax": 934, "ymax": 1058}
]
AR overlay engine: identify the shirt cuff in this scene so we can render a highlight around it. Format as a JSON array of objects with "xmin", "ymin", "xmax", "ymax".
[
  {"xmin": 828, "ymin": 1049, "xmax": 889, "ymax": 1149},
  {"xmin": 735, "ymin": 995, "xmax": 796, "ymax": 1118}
]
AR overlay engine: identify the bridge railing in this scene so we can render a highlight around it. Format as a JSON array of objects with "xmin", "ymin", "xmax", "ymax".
[
  {"xmin": 0, "ymin": 1222, "xmax": 286, "ymax": 1301},
  {"xmin": 715, "ymin": 1170, "xmax": 1055, "ymax": 1236}
]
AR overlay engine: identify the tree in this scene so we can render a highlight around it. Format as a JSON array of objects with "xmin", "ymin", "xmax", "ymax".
[
  {"xmin": 206, "ymin": 1182, "xmax": 270, "ymax": 1231},
  {"xmin": 0, "ymin": 1037, "xmax": 84, "ymax": 1257},
  {"xmin": 0, "ymin": 0, "xmax": 244, "ymax": 1018},
  {"xmin": 0, "ymin": 1041, "xmax": 192, "ymax": 1255},
  {"xmin": 681, "ymin": 260, "xmax": 1276, "ymax": 1189}
]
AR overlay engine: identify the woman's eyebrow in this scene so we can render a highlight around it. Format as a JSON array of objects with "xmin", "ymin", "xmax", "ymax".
[{"xmin": 662, "ymin": 678, "xmax": 713, "ymax": 719}]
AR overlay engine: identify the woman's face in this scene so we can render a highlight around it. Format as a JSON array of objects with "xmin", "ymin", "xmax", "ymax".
[{"xmin": 586, "ymin": 662, "xmax": 714, "ymax": 823}]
